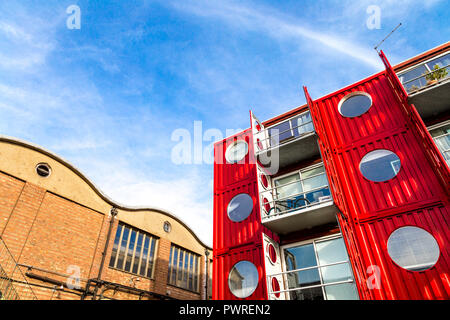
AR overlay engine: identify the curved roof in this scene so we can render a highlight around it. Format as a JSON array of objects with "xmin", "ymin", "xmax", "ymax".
[{"xmin": 0, "ymin": 135, "xmax": 212, "ymax": 250}]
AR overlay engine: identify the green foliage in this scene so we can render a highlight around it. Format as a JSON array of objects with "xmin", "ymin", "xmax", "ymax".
[{"xmin": 424, "ymin": 64, "xmax": 448, "ymax": 81}]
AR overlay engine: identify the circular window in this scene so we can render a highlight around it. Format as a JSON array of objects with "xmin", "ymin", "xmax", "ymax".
[
  {"xmin": 387, "ymin": 226, "xmax": 440, "ymax": 272},
  {"xmin": 225, "ymin": 140, "xmax": 248, "ymax": 164},
  {"xmin": 262, "ymin": 197, "xmax": 271, "ymax": 215},
  {"xmin": 271, "ymin": 277, "xmax": 280, "ymax": 298},
  {"xmin": 338, "ymin": 92, "xmax": 372, "ymax": 118},
  {"xmin": 267, "ymin": 243, "xmax": 277, "ymax": 264},
  {"xmin": 163, "ymin": 221, "xmax": 171, "ymax": 233},
  {"xmin": 227, "ymin": 193, "xmax": 253, "ymax": 222},
  {"xmin": 359, "ymin": 149, "xmax": 401, "ymax": 182},
  {"xmin": 36, "ymin": 163, "xmax": 51, "ymax": 177},
  {"xmin": 260, "ymin": 174, "xmax": 269, "ymax": 189},
  {"xmin": 228, "ymin": 261, "xmax": 259, "ymax": 298}
]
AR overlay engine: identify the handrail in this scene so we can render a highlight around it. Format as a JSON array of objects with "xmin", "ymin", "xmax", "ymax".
[
  {"xmin": 401, "ymin": 63, "xmax": 449, "ymax": 86},
  {"xmin": 267, "ymin": 260, "xmax": 354, "ymax": 296},
  {"xmin": 262, "ymin": 185, "xmax": 331, "ymax": 204},
  {"xmin": 256, "ymin": 120, "xmax": 315, "ymax": 145},
  {"xmin": 0, "ymin": 236, "xmax": 38, "ymax": 300}
]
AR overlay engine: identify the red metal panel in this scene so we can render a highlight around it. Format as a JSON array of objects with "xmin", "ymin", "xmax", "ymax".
[
  {"xmin": 214, "ymin": 181, "xmax": 262, "ymax": 253},
  {"xmin": 213, "ymin": 129, "xmax": 279, "ymax": 300},
  {"xmin": 213, "ymin": 129, "xmax": 256, "ymax": 192},
  {"xmin": 212, "ymin": 245, "xmax": 267, "ymax": 300},
  {"xmin": 306, "ymin": 53, "xmax": 450, "ymax": 300},
  {"xmin": 353, "ymin": 206, "xmax": 449, "ymax": 300}
]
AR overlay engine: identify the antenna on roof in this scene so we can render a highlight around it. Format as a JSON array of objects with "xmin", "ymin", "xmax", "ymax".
[{"xmin": 374, "ymin": 23, "xmax": 402, "ymax": 53}]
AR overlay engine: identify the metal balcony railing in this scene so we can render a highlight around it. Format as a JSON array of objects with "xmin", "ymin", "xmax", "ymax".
[
  {"xmin": 266, "ymin": 260, "xmax": 354, "ymax": 299},
  {"xmin": 255, "ymin": 119, "xmax": 315, "ymax": 155},
  {"xmin": 401, "ymin": 63, "xmax": 449, "ymax": 95},
  {"xmin": 260, "ymin": 173, "xmax": 332, "ymax": 220},
  {"xmin": 0, "ymin": 237, "xmax": 38, "ymax": 300}
]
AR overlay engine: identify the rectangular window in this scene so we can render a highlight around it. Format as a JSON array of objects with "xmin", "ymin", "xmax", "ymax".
[
  {"xmin": 267, "ymin": 111, "xmax": 314, "ymax": 147},
  {"xmin": 167, "ymin": 245, "xmax": 200, "ymax": 292},
  {"xmin": 398, "ymin": 52, "xmax": 450, "ymax": 93},
  {"xmin": 273, "ymin": 163, "xmax": 331, "ymax": 214},
  {"xmin": 109, "ymin": 223, "xmax": 158, "ymax": 278},
  {"xmin": 429, "ymin": 123, "xmax": 450, "ymax": 167},
  {"xmin": 282, "ymin": 236, "xmax": 359, "ymax": 300}
]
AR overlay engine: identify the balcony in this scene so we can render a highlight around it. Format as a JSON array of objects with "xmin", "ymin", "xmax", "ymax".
[
  {"xmin": 260, "ymin": 164, "xmax": 338, "ymax": 234},
  {"xmin": 397, "ymin": 52, "xmax": 450, "ymax": 121},
  {"xmin": 255, "ymin": 111, "xmax": 320, "ymax": 171}
]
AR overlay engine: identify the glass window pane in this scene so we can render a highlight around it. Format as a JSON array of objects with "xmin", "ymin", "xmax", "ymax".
[
  {"xmin": 324, "ymin": 283, "xmax": 359, "ymax": 300},
  {"xmin": 320, "ymin": 264, "xmax": 353, "ymax": 284},
  {"xmin": 301, "ymin": 166, "xmax": 325, "ymax": 179},
  {"xmin": 117, "ymin": 226, "xmax": 130, "ymax": 270},
  {"xmin": 171, "ymin": 247, "xmax": 179, "ymax": 284},
  {"xmin": 285, "ymin": 243, "xmax": 317, "ymax": 270},
  {"xmin": 227, "ymin": 193, "xmax": 253, "ymax": 222},
  {"xmin": 147, "ymin": 238, "xmax": 156, "ymax": 277},
  {"xmin": 109, "ymin": 224, "xmax": 123, "ymax": 267},
  {"xmin": 228, "ymin": 261, "xmax": 259, "ymax": 298},
  {"xmin": 289, "ymin": 287, "xmax": 324, "ymax": 300},
  {"xmin": 398, "ymin": 65, "xmax": 428, "ymax": 92},
  {"xmin": 269, "ymin": 121, "xmax": 293, "ymax": 145},
  {"xmin": 275, "ymin": 174, "xmax": 302, "ymax": 199},
  {"xmin": 302, "ymin": 174, "xmax": 328, "ymax": 192},
  {"xmin": 125, "ymin": 230, "xmax": 137, "ymax": 271},
  {"xmin": 316, "ymin": 238, "xmax": 348, "ymax": 265},
  {"xmin": 225, "ymin": 140, "xmax": 248, "ymax": 163},
  {"xmin": 338, "ymin": 93, "xmax": 372, "ymax": 118},
  {"xmin": 359, "ymin": 149, "xmax": 401, "ymax": 182},
  {"xmin": 387, "ymin": 226, "xmax": 440, "ymax": 271},
  {"xmin": 294, "ymin": 112, "xmax": 314, "ymax": 136},
  {"xmin": 132, "ymin": 233, "xmax": 144, "ymax": 274},
  {"xmin": 140, "ymin": 236, "xmax": 150, "ymax": 276}
]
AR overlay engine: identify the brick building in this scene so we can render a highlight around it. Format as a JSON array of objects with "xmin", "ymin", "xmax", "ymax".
[{"xmin": 0, "ymin": 136, "xmax": 212, "ymax": 300}]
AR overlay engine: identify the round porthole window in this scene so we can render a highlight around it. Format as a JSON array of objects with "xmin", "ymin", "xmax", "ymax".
[
  {"xmin": 359, "ymin": 149, "xmax": 401, "ymax": 182},
  {"xmin": 36, "ymin": 163, "xmax": 51, "ymax": 178},
  {"xmin": 271, "ymin": 277, "xmax": 280, "ymax": 298},
  {"xmin": 267, "ymin": 243, "xmax": 277, "ymax": 264},
  {"xmin": 387, "ymin": 226, "xmax": 440, "ymax": 272},
  {"xmin": 338, "ymin": 92, "xmax": 372, "ymax": 118},
  {"xmin": 225, "ymin": 140, "xmax": 248, "ymax": 164},
  {"xmin": 163, "ymin": 221, "xmax": 171, "ymax": 233},
  {"xmin": 260, "ymin": 174, "xmax": 269, "ymax": 189},
  {"xmin": 228, "ymin": 261, "xmax": 259, "ymax": 298},
  {"xmin": 227, "ymin": 193, "xmax": 253, "ymax": 222}
]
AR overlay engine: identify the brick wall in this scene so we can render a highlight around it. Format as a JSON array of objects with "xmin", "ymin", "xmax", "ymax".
[{"xmin": 0, "ymin": 171, "xmax": 207, "ymax": 300}]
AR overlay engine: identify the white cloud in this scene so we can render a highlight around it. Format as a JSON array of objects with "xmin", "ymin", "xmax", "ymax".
[{"xmin": 169, "ymin": 0, "xmax": 383, "ymax": 69}]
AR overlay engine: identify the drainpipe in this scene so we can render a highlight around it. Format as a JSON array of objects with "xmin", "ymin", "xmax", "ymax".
[
  {"xmin": 205, "ymin": 249, "xmax": 210, "ymax": 300},
  {"xmin": 92, "ymin": 207, "xmax": 118, "ymax": 300}
]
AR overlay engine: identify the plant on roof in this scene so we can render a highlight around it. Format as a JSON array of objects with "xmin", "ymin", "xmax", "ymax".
[{"xmin": 424, "ymin": 64, "xmax": 448, "ymax": 82}]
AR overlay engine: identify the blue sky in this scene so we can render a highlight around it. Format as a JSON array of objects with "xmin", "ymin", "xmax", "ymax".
[{"xmin": 0, "ymin": 0, "xmax": 449, "ymax": 245}]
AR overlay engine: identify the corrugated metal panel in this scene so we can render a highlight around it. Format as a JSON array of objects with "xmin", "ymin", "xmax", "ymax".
[
  {"xmin": 213, "ymin": 129, "xmax": 256, "ymax": 192},
  {"xmin": 306, "ymin": 54, "xmax": 450, "ymax": 300},
  {"xmin": 212, "ymin": 245, "xmax": 267, "ymax": 300},
  {"xmin": 334, "ymin": 129, "xmax": 445, "ymax": 220},
  {"xmin": 214, "ymin": 181, "xmax": 262, "ymax": 252},
  {"xmin": 354, "ymin": 206, "xmax": 449, "ymax": 300}
]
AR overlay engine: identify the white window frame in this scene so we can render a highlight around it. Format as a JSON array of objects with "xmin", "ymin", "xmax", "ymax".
[
  {"xmin": 427, "ymin": 120, "xmax": 450, "ymax": 166},
  {"xmin": 272, "ymin": 162, "xmax": 330, "ymax": 206},
  {"xmin": 397, "ymin": 51, "xmax": 450, "ymax": 81},
  {"xmin": 278, "ymin": 233, "xmax": 359, "ymax": 300}
]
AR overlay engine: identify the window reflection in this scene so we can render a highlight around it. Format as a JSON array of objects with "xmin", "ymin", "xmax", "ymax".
[
  {"xmin": 359, "ymin": 149, "xmax": 401, "ymax": 182},
  {"xmin": 228, "ymin": 261, "xmax": 259, "ymax": 298},
  {"xmin": 430, "ymin": 123, "xmax": 450, "ymax": 167},
  {"xmin": 283, "ymin": 237, "xmax": 359, "ymax": 300}
]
